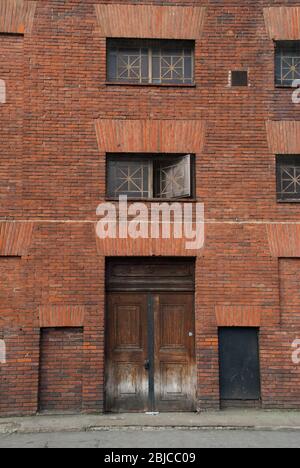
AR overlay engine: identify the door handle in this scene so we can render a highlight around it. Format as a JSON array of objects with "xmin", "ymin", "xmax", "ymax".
[{"xmin": 144, "ymin": 360, "xmax": 150, "ymax": 371}]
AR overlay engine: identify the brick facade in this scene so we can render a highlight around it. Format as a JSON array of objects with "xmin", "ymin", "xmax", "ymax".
[{"xmin": 0, "ymin": 0, "xmax": 300, "ymax": 416}]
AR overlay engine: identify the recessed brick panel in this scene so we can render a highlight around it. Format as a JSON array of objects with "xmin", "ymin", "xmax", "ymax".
[
  {"xmin": 279, "ymin": 259, "xmax": 300, "ymax": 327},
  {"xmin": 0, "ymin": 35, "xmax": 24, "ymax": 217},
  {"xmin": 39, "ymin": 328, "xmax": 84, "ymax": 413},
  {"xmin": 0, "ymin": 257, "xmax": 22, "ymax": 321}
]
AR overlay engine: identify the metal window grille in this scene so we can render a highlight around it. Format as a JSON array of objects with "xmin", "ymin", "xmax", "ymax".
[
  {"xmin": 275, "ymin": 42, "xmax": 300, "ymax": 87},
  {"xmin": 277, "ymin": 155, "xmax": 300, "ymax": 201},
  {"xmin": 107, "ymin": 155, "xmax": 193, "ymax": 199},
  {"xmin": 107, "ymin": 40, "xmax": 194, "ymax": 85}
]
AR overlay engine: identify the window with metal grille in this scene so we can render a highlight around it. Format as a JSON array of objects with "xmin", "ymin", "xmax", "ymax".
[
  {"xmin": 107, "ymin": 154, "xmax": 194, "ymax": 199},
  {"xmin": 107, "ymin": 39, "xmax": 195, "ymax": 85},
  {"xmin": 277, "ymin": 155, "xmax": 300, "ymax": 201},
  {"xmin": 275, "ymin": 41, "xmax": 300, "ymax": 87}
]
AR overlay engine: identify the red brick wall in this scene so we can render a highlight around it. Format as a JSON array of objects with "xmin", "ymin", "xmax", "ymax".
[
  {"xmin": 39, "ymin": 328, "xmax": 83, "ymax": 412},
  {"xmin": 0, "ymin": 0, "xmax": 300, "ymax": 415},
  {"xmin": 0, "ymin": 257, "xmax": 39, "ymax": 416},
  {"xmin": 0, "ymin": 36, "xmax": 24, "ymax": 219}
]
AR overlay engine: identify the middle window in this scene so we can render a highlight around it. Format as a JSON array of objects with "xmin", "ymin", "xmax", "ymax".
[
  {"xmin": 107, "ymin": 154, "xmax": 194, "ymax": 200},
  {"xmin": 107, "ymin": 39, "xmax": 195, "ymax": 85}
]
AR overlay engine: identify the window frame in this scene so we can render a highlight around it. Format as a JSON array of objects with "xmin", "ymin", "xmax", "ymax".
[
  {"xmin": 106, "ymin": 153, "xmax": 196, "ymax": 201},
  {"xmin": 106, "ymin": 38, "xmax": 195, "ymax": 87},
  {"xmin": 276, "ymin": 154, "xmax": 300, "ymax": 203},
  {"xmin": 275, "ymin": 41, "xmax": 300, "ymax": 88}
]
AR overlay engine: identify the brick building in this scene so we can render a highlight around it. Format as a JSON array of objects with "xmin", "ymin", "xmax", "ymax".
[{"xmin": 0, "ymin": 0, "xmax": 300, "ymax": 416}]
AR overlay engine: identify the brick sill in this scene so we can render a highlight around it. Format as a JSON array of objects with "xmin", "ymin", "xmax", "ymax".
[{"xmin": 104, "ymin": 82, "xmax": 196, "ymax": 88}]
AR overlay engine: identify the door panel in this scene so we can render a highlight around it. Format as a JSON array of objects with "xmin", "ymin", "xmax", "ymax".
[
  {"xmin": 154, "ymin": 293, "xmax": 196, "ymax": 411},
  {"xmin": 219, "ymin": 328, "xmax": 261, "ymax": 401},
  {"xmin": 106, "ymin": 293, "xmax": 148, "ymax": 412}
]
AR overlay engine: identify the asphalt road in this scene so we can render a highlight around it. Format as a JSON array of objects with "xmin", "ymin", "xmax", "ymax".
[{"xmin": 0, "ymin": 429, "xmax": 299, "ymax": 448}]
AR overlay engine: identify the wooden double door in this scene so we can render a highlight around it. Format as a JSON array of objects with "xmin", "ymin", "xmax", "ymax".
[{"xmin": 106, "ymin": 292, "xmax": 196, "ymax": 413}]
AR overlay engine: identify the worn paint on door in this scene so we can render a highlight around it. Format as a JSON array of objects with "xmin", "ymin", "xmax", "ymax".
[{"xmin": 106, "ymin": 292, "xmax": 196, "ymax": 413}]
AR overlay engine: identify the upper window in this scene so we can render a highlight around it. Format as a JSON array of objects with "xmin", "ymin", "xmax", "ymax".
[
  {"xmin": 275, "ymin": 41, "xmax": 300, "ymax": 87},
  {"xmin": 107, "ymin": 39, "xmax": 195, "ymax": 85},
  {"xmin": 107, "ymin": 154, "xmax": 194, "ymax": 200},
  {"xmin": 277, "ymin": 155, "xmax": 300, "ymax": 202}
]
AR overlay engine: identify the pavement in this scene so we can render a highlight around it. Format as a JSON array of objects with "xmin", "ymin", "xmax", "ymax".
[
  {"xmin": 1, "ymin": 429, "xmax": 300, "ymax": 448},
  {"xmin": 1, "ymin": 410, "xmax": 300, "ymax": 435}
]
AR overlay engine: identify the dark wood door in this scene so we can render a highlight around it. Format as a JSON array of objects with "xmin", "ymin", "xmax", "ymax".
[
  {"xmin": 219, "ymin": 328, "xmax": 261, "ymax": 402},
  {"xmin": 154, "ymin": 293, "xmax": 196, "ymax": 412},
  {"xmin": 106, "ymin": 293, "xmax": 149, "ymax": 412},
  {"xmin": 106, "ymin": 292, "xmax": 196, "ymax": 412}
]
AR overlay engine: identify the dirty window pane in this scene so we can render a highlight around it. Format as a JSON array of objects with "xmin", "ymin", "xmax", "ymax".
[
  {"xmin": 107, "ymin": 158, "xmax": 151, "ymax": 198},
  {"xmin": 275, "ymin": 41, "xmax": 300, "ymax": 87},
  {"xmin": 107, "ymin": 40, "xmax": 194, "ymax": 85},
  {"xmin": 107, "ymin": 154, "xmax": 194, "ymax": 199},
  {"xmin": 277, "ymin": 155, "xmax": 300, "ymax": 201}
]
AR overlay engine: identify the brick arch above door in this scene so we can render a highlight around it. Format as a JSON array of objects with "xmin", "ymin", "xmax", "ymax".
[
  {"xmin": 215, "ymin": 305, "xmax": 262, "ymax": 328},
  {"xmin": 38, "ymin": 305, "xmax": 86, "ymax": 328}
]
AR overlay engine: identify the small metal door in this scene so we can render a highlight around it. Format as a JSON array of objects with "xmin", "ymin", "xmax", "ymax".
[{"xmin": 219, "ymin": 328, "xmax": 261, "ymax": 401}]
